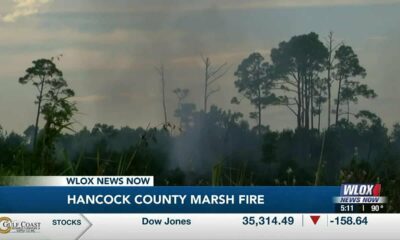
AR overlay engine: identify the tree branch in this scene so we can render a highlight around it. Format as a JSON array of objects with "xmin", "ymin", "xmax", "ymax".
[
  {"xmin": 286, "ymin": 104, "xmax": 298, "ymax": 116},
  {"xmin": 207, "ymin": 86, "xmax": 221, "ymax": 98}
]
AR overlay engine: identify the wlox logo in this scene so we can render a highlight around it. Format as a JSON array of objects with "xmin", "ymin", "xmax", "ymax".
[
  {"xmin": 340, "ymin": 184, "xmax": 381, "ymax": 196},
  {"xmin": 334, "ymin": 184, "xmax": 386, "ymax": 204}
]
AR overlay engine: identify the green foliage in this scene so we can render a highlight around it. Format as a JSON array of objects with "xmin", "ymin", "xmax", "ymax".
[
  {"xmin": 19, "ymin": 59, "xmax": 65, "ymax": 146},
  {"xmin": 270, "ymin": 32, "xmax": 329, "ymax": 129},
  {"xmin": 233, "ymin": 52, "xmax": 279, "ymax": 133},
  {"xmin": 271, "ymin": 32, "xmax": 328, "ymax": 74},
  {"xmin": 18, "ymin": 58, "xmax": 77, "ymax": 169},
  {"xmin": 233, "ymin": 53, "xmax": 278, "ymax": 107},
  {"xmin": 333, "ymin": 45, "xmax": 375, "ymax": 122},
  {"xmin": 19, "ymin": 59, "xmax": 63, "ymax": 86},
  {"xmin": 334, "ymin": 45, "xmax": 366, "ymax": 80}
]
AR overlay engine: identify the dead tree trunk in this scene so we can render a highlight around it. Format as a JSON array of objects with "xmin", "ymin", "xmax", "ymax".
[
  {"xmin": 201, "ymin": 55, "xmax": 229, "ymax": 113},
  {"xmin": 155, "ymin": 64, "xmax": 168, "ymax": 124}
]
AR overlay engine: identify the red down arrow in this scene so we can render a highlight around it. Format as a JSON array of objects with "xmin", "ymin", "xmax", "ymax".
[{"xmin": 310, "ymin": 215, "xmax": 320, "ymax": 225}]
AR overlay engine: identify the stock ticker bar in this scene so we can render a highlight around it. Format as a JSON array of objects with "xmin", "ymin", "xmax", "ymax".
[
  {"xmin": 0, "ymin": 177, "xmax": 396, "ymax": 239},
  {"xmin": 1, "ymin": 214, "xmax": 400, "ymax": 240}
]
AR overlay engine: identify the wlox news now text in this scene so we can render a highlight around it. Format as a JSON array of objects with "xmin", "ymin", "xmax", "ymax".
[{"xmin": 334, "ymin": 184, "xmax": 387, "ymax": 204}]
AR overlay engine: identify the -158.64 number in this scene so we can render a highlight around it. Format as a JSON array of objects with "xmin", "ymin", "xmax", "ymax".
[{"xmin": 331, "ymin": 216, "xmax": 368, "ymax": 225}]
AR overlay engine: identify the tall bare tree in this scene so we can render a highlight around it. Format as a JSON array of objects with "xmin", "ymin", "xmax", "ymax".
[
  {"xmin": 155, "ymin": 64, "xmax": 168, "ymax": 124},
  {"xmin": 201, "ymin": 55, "xmax": 229, "ymax": 112},
  {"xmin": 313, "ymin": 76, "xmax": 327, "ymax": 132},
  {"xmin": 324, "ymin": 31, "xmax": 342, "ymax": 128}
]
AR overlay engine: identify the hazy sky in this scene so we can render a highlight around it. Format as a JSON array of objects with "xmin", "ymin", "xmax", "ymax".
[{"xmin": 1, "ymin": 0, "xmax": 400, "ymax": 133}]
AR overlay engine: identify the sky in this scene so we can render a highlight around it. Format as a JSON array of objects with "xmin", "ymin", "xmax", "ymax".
[{"xmin": 0, "ymin": 0, "xmax": 400, "ymax": 133}]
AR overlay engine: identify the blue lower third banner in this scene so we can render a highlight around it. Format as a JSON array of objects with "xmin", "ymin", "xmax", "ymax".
[{"xmin": 0, "ymin": 186, "xmax": 339, "ymax": 213}]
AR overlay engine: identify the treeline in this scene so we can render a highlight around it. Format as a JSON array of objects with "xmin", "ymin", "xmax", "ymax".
[
  {"xmin": 0, "ymin": 107, "xmax": 400, "ymax": 210},
  {"xmin": 1, "ymin": 106, "xmax": 400, "ymax": 184},
  {"xmin": 231, "ymin": 32, "xmax": 375, "ymax": 134}
]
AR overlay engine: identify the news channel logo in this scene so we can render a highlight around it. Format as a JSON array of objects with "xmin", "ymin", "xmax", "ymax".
[
  {"xmin": 0, "ymin": 216, "xmax": 41, "ymax": 234},
  {"xmin": 333, "ymin": 184, "xmax": 387, "ymax": 204}
]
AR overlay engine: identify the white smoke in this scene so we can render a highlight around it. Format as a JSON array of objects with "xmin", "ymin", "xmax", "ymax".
[{"xmin": 2, "ymin": 0, "xmax": 50, "ymax": 23}]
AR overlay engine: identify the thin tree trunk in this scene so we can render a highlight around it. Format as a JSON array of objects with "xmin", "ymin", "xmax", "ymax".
[
  {"xmin": 301, "ymin": 77, "xmax": 307, "ymax": 128},
  {"xmin": 155, "ymin": 64, "xmax": 168, "ymax": 125},
  {"xmin": 161, "ymin": 68, "xmax": 167, "ymax": 124},
  {"xmin": 33, "ymin": 77, "xmax": 45, "ymax": 148},
  {"xmin": 258, "ymin": 104, "xmax": 262, "ymax": 135},
  {"xmin": 314, "ymin": 131, "xmax": 326, "ymax": 186},
  {"xmin": 327, "ymin": 32, "xmax": 333, "ymax": 128},
  {"xmin": 327, "ymin": 81, "xmax": 331, "ymax": 126},
  {"xmin": 297, "ymin": 75, "xmax": 302, "ymax": 129},
  {"xmin": 305, "ymin": 75, "xmax": 310, "ymax": 130},
  {"xmin": 317, "ymin": 84, "xmax": 322, "ymax": 133},
  {"xmin": 318, "ymin": 101, "xmax": 322, "ymax": 133},
  {"xmin": 301, "ymin": 77, "xmax": 305, "ymax": 127},
  {"xmin": 201, "ymin": 56, "xmax": 227, "ymax": 113},
  {"xmin": 258, "ymin": 87, "xmax": 262, "ymax": 135},
  {"xmin": 335, "ymin": 78, "xmax": 342, "ymax": 124},
  {"xmin": 310, "ymin": 74, "xmax": 314, "ymax": 130},
  {"xmin": 178, "ymin": 101, "xmax": 182, "ymax": 129},
  {"xmin": 204, "ymin": 58, "xmax": 209, "ymax": 112}
]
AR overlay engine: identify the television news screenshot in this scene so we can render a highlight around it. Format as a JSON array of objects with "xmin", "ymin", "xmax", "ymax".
[{"xmin": 0, "ymin": 0, "xmax": 399, "ymax": 239}]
